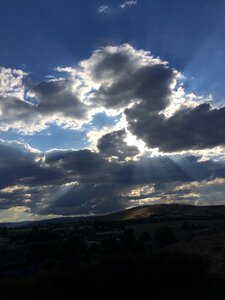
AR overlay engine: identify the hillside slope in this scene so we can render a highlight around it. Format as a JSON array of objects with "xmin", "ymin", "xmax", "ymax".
[{"xmin": 101, "ymin": 204, "xmax": 225, "ymax": 221}]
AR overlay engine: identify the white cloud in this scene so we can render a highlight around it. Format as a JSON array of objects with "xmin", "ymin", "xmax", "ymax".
[
  {"xmin": 98, "ymin": 5, "xmax": 111, "ymax": 14},
  {"xmin": 174, "ymin": 178, "xmax": 225, "ymax": 206},
  {"xmin": 0, "ymin": 74, "xmax": 97, "ymax": 134},
  {"xmin": 0, "ymin": 67, "xmax": 27, "ymax": 99},
  {"xmin": 120, "ymin": 1, "xmax": 138, "ymax": 9}
]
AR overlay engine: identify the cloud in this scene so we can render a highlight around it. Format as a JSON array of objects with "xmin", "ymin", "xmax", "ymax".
[
  {"xmin": 0, "ymin": 139, "xmax": 65, "ymax": 190},
  {"xmin": 0, "ymin": 67, "xmax": 27, "ymax": 99},
  {"xmin": 45, "ymin": 148, "xmax": 107, "ymax": 176},
  {"xmin": 0, "ymin": 140, "xmax": 68, "ymax": 213},
  {"xmin": 1, "ymin": 43, "xmax": 224, "ymax": 155},
  {"xmin": 32, "ymin": 79, "xmax": 89, "ymax": 120},
  {"xmin": 77, "ymin": 43, "xmax": 225, "ymax": 154},
  {"xmin": 120, "ymin": 1, "xmax": 138, "ymax": 9},
  {"xmin": 158, "ymin": 178, "xmax": 225, "ymax": 206},
  {"xmin": 98, "ymin": 5, "xmax": 111, "ymax": 14},
  {"xmin": 41, "ymin": 183, "xmax": 127, "ymax": 216},
  {"xmin": 40, "ymin": 154, "xmax": 225, "ymax": 215},
  {"xmin": 0, "ymin": 137, "xmax": 225, "ymax": 216},
  {"xmin": 126, "ymin": 103, "xmax": 225, "ymax": 152},
  {"xmin": 98, "ymin": 2, "xmax": 137, "ymax": 15},
  {"xmin": 2, "ymin": 43, "xmax": 225, "ymax": 219},
  {"xmin": 81, "ymin": 44, "xmax": 178, "ymax": 112},
  {"xmin": 0, "ymin": 77, "xmax": 94, "ymax": 134},
  {"xmin": 97, "ymin": 129, "xmax": 139, "ymax": 161},
  {"xmin": 0, "ymin": 44, "xmax": 200, "ymax": 144},
  {"xmin": 113, "ymin": 155, "xmax": 215, "ymax": 185}
]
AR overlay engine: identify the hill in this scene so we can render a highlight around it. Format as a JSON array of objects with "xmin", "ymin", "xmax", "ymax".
[
  {"xmin": 101, "ymin": 204, "xmax": 225, "ymax": 221},
  {"xmin": 2, "ymin": 204, "xmax": 225, "ymax": 227}
]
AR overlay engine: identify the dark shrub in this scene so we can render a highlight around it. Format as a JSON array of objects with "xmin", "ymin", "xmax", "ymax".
[
  {"xmin": 61, "ymin": 235, "xmax": 86, "ymax": 258},
  {"xmin": 155, "ymin": 225, "xmax": 177, "ymax": 247}
]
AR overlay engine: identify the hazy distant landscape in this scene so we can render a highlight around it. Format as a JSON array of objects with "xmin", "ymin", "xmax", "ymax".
[{"xmin": 1, "ymin": 204, "xmax": 225, "ymax": 299}]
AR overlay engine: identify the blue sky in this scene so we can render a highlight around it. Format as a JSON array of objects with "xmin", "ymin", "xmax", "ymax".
[
  {"xmin": 0, "ymin": 0, "xmax": 225, "ymax": 221},
  {"xmin": 0, "ymin": 0, "xmax": 224, "ymax": 90}
]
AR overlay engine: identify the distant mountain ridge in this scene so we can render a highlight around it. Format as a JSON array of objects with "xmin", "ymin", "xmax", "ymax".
[
  {"xmin": 1, "ymin": 204, "xmax": 225, "ymax": 226},
  {"xmin": 0, "ymin": 216, "xmax": 95, "ymax": 227}
]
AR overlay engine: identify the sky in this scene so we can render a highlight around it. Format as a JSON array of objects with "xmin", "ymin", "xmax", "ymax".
[{"xmin": 0, "ymin": 0, "xmax": 225, "ymax": 222}]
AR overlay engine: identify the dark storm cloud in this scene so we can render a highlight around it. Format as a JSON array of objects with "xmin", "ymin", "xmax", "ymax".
[
  {"xmin": 83, "ymin": 44, "xmax": 225, "ymax": 153},
  {"xmin": 0, "ymin": 185, "xmax": 50, "ymax": 210},
  {"xmin": 91, "ymin": 51, "xmax": 132, "ymax": 80},
  {"xmin": 0, "ymin": 140, "xmax": 64, "ymax": 189},
  {"xmin": 40, "ymin": 152, "xmax": 225, "ymax": 216},
  {"xmin": 0, "ymin": 96, "xmax": 37, "ymax": 132},
  {"xmin": 94, "ymin": 64, "xmax": 175, "ymax": 111},
  {"xmin": 45, "ymin": 149, "xmax": 221, "ymax": 186},
  {"xmin": 42, "ymin": 183, "xmax": 127, "ymax": 216},
  {"xmin": 126, "ymin": 103, "xmax": 225, "ymax": 152},
  {"xmin": 86, "ymin": 45, "xmax": 177, "ymax": 111},
  {"xmin": 32, "ymin": 79, "xmax": 88, "ymax": 119},
  {"xmin": 1, "ymin": 138, "xmax": 225, "ymax": 215},
  {"xmin": 0, "ymin": 141, "xmax": 66, "ymax": 211},
  {"xmin": 113, "ymin": 155, "xmax": 218, "ymax": 185},
  {"xmin": 97, "ymin": 129, "xmax": 139, "ymax": 161},
  {"xmin": 45, "ymin": 149, "xmax": 107, "ymax": 175}
]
